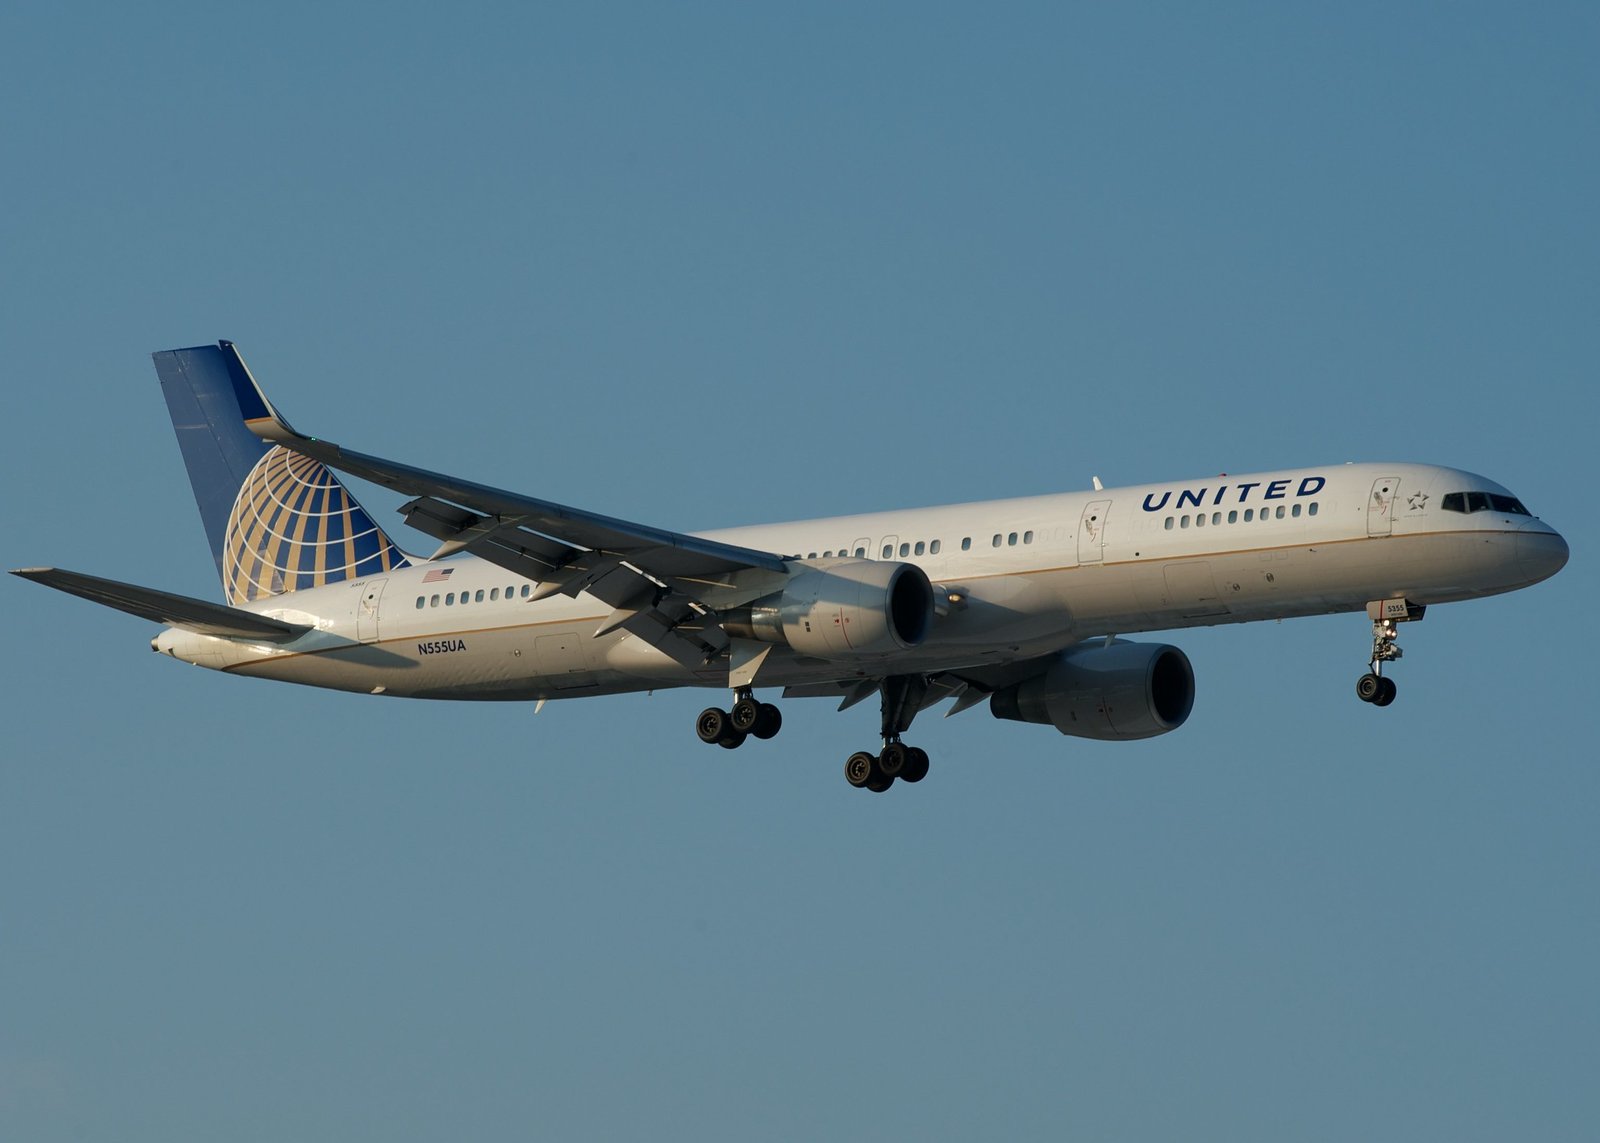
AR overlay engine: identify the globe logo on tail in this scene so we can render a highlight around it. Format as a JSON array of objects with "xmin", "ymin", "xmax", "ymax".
[{"xmin": 223, "ymin": 446, "xmax": 408, "ymax": 604}]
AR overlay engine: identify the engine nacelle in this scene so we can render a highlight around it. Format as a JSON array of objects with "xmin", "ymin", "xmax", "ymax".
[
  {"xmin": 990, "ymin": 640, "xmax": 1195, "ymax": 740},
  {"xmin": 726, "ymin": 559, "xmax": 935, "ymax": 659}
]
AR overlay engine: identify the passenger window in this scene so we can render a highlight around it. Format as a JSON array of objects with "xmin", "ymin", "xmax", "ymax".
[
  {"xmin": 899, "ymin": 542, "xmax": 910, "ymax": 557},
  {"xmin": 1275, "ymin": 506, "xmax": 1285, "ymax": 519},
  {"xmin": 475, "ymin": 589, "xmax": 485, "ymax": 602},
  {"xmin": 993, "ymin": 534, "xmax": 1002, "ymax": 548},
  {"xmin": 1196, "ymin": 513, "xmax": 1206, "ymax": 527},
  {"xmin": 1291, "ymin": 504, "xmax": 1302, "ymax": 518},
  {"xmin": 882, "ymin": 544, "xmax": 893, "ymax": 559},
  {"xmin": 930, "ymin": 539, "xmax": 941, "ymax": 554},
  {"xmin": 430, "ymin": 594, "xmax": 440, "ymax": 607},
  {"xmin": 1164, "ymin": 517, "xmax": 1175, "ymax": 530},
  {"xmin": 1228, "ymin": 510, "xmax": 1238, "ymax": 524},
  {"xmin": 1007, "ymin": 532, "xmax": 1018, "ymax": 546},
  {"xmin": 961, "ymin": 537, "xmax": 971, "ymax": 551},
  {"xmin": 1211, "ymin": 512, "xmax": 1221, "ymax": 526},
  {"xmin": 914, "ymin": 541, "xmax": 925, "ymax": 556},
  {"xmin": 854, "ymin": 547, "xmax": 866, "ymax": 558},
  {"xmin": 1308, "ymin": 503, "xmax": 1318, "ymax": 516},
  {"xmin": 490, "ymin": 588, "xmax": 499, "ymax": 601},
  {"xmin": 1180, "ymin": 516, "xmax": 1190, "ymax": 529},
  {"xmin": 415, "ymin": 596, "xmax": 424, "ymax": 609},
  {"xmin": 1023, "ymin": 531, "xmax": 1033, "ymax": 544},
  {"xmin": 1244, "ymin": 509, "xmax": 1254, "ymax": 522},
  {"xmin": 520, "ymin": 584, "xmax": 531, "ymax": 598},
  {"xmin": 446, "ymin": 593, "xmax": 455, "ymax": 605}
]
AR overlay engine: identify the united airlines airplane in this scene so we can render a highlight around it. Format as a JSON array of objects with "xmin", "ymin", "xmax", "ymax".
[{"xmin": 15, "ymin": 343, "xmax": 1569, "ymax": 791}]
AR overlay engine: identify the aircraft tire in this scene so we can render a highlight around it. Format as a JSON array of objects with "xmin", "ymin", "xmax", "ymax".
[
  {"xmin": 1356, "ymin": 673, "xmax": 1383, "ymax": 703},
  {"xmin": 1374, "ymin": 677, "xmax": 1398, "ymax": 706},
  {"xmin": 696, "ymin": 707, "xmax": 731, "ymax": 743},
  {"xmin": 901, "ymin": 747, "xmax": 930, "ymax": 784},
  {"xmin": 730, "ymin": 696, "xmax": 761, "ymax": 733},
  {"xmin": 752, "ymin": 703, "xmax": 782, "ymax": 740},
  {"xmin": 845, "ymin": 751, "xmax": 877, "ymax": 788}
]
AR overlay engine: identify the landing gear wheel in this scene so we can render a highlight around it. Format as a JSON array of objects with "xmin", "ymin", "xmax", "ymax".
[
  {"xmin": 865, "ymin": 774, "xmax": 895, "ymax": 793},
  {"xmin": 1356, "ymin": 674, "xmax": 1383, "ymax": 703},
  {"xmin": 845, "ymin": 751, "xmax": 877, "ymax": 788},
  {"xmin": 696, "ymin": 707, "xmax": 731, "ymax": 743},
  {"xmin": 718, "ymin": 729, "xmax": 748, "ymax": 749},
  {"xmin": 901, "ymin": 747, "xmax": 930, "ymax": 784},
  {"xmin": 730, "ymin": 696, "xmax": 762, "ymax": 733},
  {"xmin": 751, "ymin": 703, "xmax": 782, "ymax": 740},
  {"xmin": 1374, "ymin": 677, "xmax": 1398, "ymax": 706},
  {"xmin": 878, "ymin": 742, "xmax": 908, "ymax": 779}
]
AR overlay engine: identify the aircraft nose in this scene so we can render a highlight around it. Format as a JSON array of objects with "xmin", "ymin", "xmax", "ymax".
[{"xmin": 1516, "ymin": 523, "xmax": 1569, "ymax": 584}]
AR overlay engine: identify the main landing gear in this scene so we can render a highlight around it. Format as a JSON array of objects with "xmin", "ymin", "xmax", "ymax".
[
  {"xmin": 844, "ymin": 675, "xmax": 933, "ymax": 793},
  {"xmin": 695, "ymin": 688, "xmax": 782, "ymax": 750},
  {"xmin": 1355, "ymin": 600, "xmax": 1423, "ymax": 708},
  {"xmin": 693, "ymin": 676, "xmax": 937, "ymax": 792}
]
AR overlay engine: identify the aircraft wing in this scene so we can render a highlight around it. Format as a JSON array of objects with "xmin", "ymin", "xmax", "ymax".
[
  {"xmin": 11, "ymin": 567, "xmax": 312, "ymax": 641},
  {"xmin": 219, "ymin": 343, "xmax": 789, "ymax": 666}
]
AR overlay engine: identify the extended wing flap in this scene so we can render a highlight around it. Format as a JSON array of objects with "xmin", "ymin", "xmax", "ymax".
[{"xmin": 12, "ymin": 568, "xmax": 312, "ymax": 641}]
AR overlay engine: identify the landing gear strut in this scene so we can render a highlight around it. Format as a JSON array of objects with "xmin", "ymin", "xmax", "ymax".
[
  {"xmin": 843, "ymin": 675, "xmax": 933, "ymax": 792},
  {"xmin": 696, "ymin": 688, "xmax": 782, "ymax": 751},
  {"xmin": 1356, "ymin": 600, "xmax": 1423, "ymax": 708}
]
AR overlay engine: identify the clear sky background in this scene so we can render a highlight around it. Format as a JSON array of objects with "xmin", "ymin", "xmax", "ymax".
[{"xmin": 2, "ymin": 4, "xmax": 1595, "ymax": 1140}]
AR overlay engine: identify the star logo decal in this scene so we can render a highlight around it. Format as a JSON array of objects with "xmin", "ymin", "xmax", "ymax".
[{"xmin": 1407, "ymin": 492, "xmax": 1429, "ymax": 511}]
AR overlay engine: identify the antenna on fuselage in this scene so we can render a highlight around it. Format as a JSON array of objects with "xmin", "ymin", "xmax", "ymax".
[{"xmin": 1092, "ymin": 476, "xmax": 1104, "ymax": 491}]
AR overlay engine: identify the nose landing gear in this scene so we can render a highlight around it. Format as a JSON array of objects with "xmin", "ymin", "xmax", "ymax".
[{"xmin": 1356, "ymin": 599, "xmax": 1425, "ymax": 708}]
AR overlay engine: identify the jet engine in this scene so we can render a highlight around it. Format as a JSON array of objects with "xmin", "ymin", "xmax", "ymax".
[
  {"xmin": 990, "ymin": 640, "xmax": 1195, "ymax": 740},
  {"xmin": 725, "ymin": 559, "xmax": 935, "ymax": 659}
]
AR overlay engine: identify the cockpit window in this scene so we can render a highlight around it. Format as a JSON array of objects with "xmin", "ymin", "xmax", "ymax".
[{"xmin": 1441, "ymin": 490, "xmax": 1531, "ymax": 516}]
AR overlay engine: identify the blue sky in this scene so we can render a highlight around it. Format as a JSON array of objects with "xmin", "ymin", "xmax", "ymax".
[{"xmin": 2, "ymin": 4, "xmax": 1595, "ymax": 1139}]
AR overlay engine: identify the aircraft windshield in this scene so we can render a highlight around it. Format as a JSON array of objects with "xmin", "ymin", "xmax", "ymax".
[{"xmin": 1441, "ymin": 491, "xmax": 1531, "ymax": 516}]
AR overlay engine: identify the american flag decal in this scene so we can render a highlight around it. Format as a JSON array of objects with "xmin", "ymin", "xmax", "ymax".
[{"xmin": 422, "ymin": 567, "xmax": 455, "ymax": 583}]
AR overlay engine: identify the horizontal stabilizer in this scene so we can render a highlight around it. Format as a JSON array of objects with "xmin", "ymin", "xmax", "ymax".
[{"xmin": 11, "ymin": 568, "xmax": 312, "ymax": 641}]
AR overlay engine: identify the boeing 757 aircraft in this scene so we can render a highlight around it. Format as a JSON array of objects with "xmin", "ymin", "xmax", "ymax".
[{"xmin": 15, "ymin": 343, "xmax": 1569, "ymax": 791}]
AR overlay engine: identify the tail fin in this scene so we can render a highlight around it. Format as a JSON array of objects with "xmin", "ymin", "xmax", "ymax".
[{"xmin": 154, "ymin": 342, "xmax": 410, "ymax": 604}]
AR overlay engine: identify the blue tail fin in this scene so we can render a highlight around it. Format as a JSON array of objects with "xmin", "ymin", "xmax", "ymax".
[{"xmin": 154, "ymin": 342, "xmax": 410, "ymax": 604}]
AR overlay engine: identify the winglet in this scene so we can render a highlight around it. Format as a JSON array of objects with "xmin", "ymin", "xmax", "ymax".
[{"xmin": 218, "ymin": 340, "xmax": 302, "ymax": 443}]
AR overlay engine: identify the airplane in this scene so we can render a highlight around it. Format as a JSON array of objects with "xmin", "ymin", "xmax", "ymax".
[{"xmin": 14, "ymin": 342, "xmax": 1569, "ymax": 792}]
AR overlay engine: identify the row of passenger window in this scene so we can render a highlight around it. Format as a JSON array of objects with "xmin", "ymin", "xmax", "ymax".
[
  {"xmin": 1441, "ymin": 491, "xmax": 1529, "ymax": 515},
  {"xmin": 1163, "ymin": 502, "xmax": 1318, "ymax": 530},
  {"xmin": 415, "ymin": 584, "xmax": 534, "ymax": 608},
  {"xmin": 802, "ymin": 531, "xmax": 1037, "ymax": 561}
]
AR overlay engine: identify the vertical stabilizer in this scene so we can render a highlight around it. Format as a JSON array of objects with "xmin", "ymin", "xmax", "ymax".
[{"xmin": 154, "ymin": 342, "xmax": 409, "ymax": 603}]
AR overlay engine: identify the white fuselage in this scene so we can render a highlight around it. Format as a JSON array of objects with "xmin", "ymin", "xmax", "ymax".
[{"xmin": 152, "ymin": 462, "xmax": 1568, "ymax": 701}]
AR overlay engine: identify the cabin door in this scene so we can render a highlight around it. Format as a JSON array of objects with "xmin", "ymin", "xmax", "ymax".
[
  {"xmin": 357, "ymin": 579, "xmax": 387, "ymax": 643},
  {"xmin": 1367, "ymin": 476, "xmax": 1400, "ymax": 537},
  {"xmin": 1078, "ymin": 500, "xmax": 1112, "ymax": 563}
]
